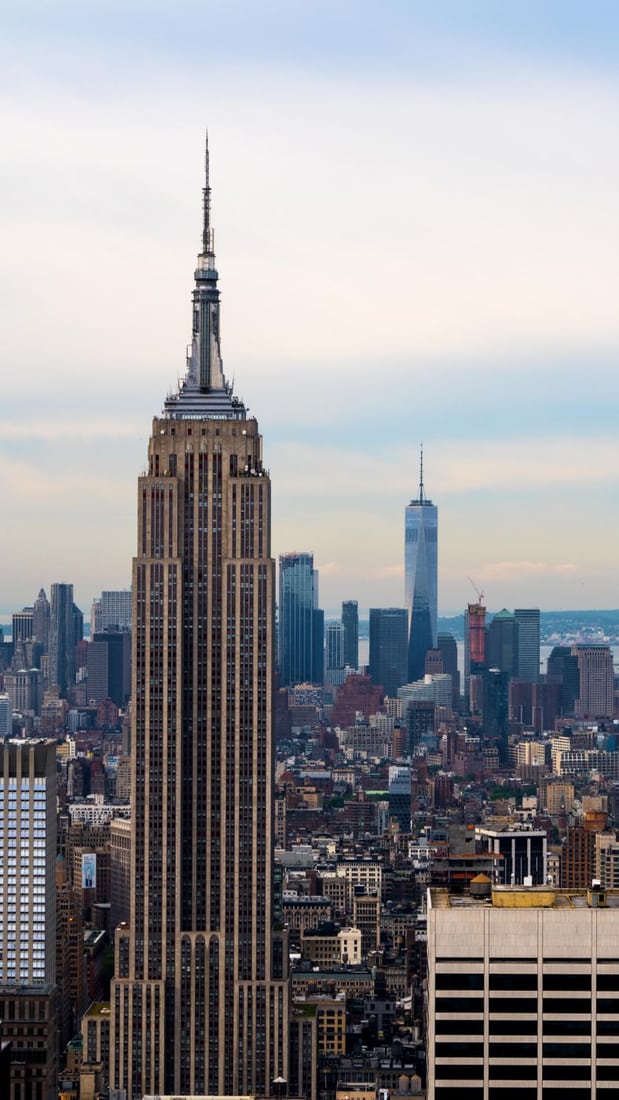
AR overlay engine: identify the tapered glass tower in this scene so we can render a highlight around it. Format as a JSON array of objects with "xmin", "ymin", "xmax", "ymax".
[
  {"xmin": 110, "ymin": 138, "xmax": 288, "ymax": 1099},
  {"xmin": 405, "ymin": 448, "xmax": 438, "ymax": 682}
]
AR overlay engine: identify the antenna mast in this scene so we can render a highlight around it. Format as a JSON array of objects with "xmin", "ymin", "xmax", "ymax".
[{"xmin": 202, "ymin": 131, "xmax": 214, "ymax": 255}]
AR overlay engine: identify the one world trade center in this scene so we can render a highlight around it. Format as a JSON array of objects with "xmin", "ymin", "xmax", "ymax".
[{"xmin": 405, "ymin": 448, "xmax": 438, "ymax": 683}]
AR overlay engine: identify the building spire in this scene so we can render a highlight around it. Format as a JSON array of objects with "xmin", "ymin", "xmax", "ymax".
[
  {"xmin": 163, "ymin": 135, "xmax": 247, "ymax": 420},
  {"xmin": 418, "ymin": 442, "xmax": 425, "ymax": 502},
  {"xmin": 188, "ymin": 131, "xmax": 224, "ymax": 393},
  {"xmin": 201, "ymin": 130, "xmax": 214, "ymax": 256}
]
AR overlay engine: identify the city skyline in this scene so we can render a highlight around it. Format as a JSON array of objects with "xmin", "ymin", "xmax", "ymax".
[{"xmin": 3, "ymin": 1, "xmax": 619, "ymax": 614}]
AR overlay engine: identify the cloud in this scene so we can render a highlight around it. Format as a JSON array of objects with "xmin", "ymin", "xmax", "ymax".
[
  {"xmin": 316, "ymin": 561, "xmax": 404, "ymax": 580},
  {"xmin": 0, "ymin": 460, "xmax": 61, "ymax": 502},
  {"xmin": 2, "ymin": 7, "xmax": 619, "ymax": 614},
  {"xmin": 0, "ymin": 456, "xmax": 134, "ymax": 510},
  {"xmin": 272, "ymin": 435, "xmax": 617, "ymax": 509},
  {"xmin": 4, "ymin": 61, "xmax": 619, "ymax": 389},
  {"xmin": 432, "ymin": 438, "xmax": 618, "ymax": 494},
  {"xmin": 476, "ymin": 560, "xmax": 585, "ymax": 580},
  {"xmin": 0, "ymin": 420, "xmax": 142, "ymax": 442}
]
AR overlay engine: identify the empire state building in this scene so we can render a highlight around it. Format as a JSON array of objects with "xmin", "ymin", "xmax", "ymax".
[{"xmin": 110, "ymin": 139, "xmax": 289, "ymax": 1098}]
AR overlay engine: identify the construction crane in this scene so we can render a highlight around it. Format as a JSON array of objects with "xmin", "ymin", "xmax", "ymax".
[{"xmin": 467, "ymin": 576, "xmax": 485, "ymax": 605}]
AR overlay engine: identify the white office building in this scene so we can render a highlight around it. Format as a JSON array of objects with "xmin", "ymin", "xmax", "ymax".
[
  {"xmin": 427, "ymin": 882, "xmax": 619, "ymax": 1098},
  {"xmin": 0, "ymin": 740, "xmax": 56, "ymax": 985}
]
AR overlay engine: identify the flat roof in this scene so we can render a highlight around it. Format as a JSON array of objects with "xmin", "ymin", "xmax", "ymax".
[
  {"xmin": 84, "ymin": 1002, "xmax": 111, "ymax": 1017},
  {"xmin": 429, "ymin": 885, "xmax": 619, "ymax": 910}
]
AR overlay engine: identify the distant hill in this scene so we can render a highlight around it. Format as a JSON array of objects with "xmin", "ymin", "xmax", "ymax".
[{"xmin": 437, "ymin": 610, "xmax": 619, "ymax": 643}]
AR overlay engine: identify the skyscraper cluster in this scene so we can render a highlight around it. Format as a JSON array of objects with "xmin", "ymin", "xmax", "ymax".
[
  {"xmin": 277, "ymin": 450, "xmax": 441, "ymax": 703},
  {"xmin": 2, "ymin": 136, "xmax": 619, "ymax": 1100},
  {"xmin": 1, "ymin": 583, "xmax": 134, "ymax": 736}
]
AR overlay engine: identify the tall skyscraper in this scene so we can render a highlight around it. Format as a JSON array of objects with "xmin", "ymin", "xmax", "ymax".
[
  {"xmin": 32, "ymin": 587, "xmax": 50, "ymax": 651},
  {"xmin": 437, "ymin": 632, "xmax": 460, "ymax": 709},
  {"xmin": 464, "ymin": 599, "xmax": 487, "ymax": 715},
  {"xmin": 87, "ymin": 630, "xmax": 131, "ymax": 706},
  {"xmin": 341, "ymin": 599, "xmax": 359, "ymax": 669},
  {"xmin": 11, "ymin": 606, "xmax": 33, "ymax": 645},
  {"xmin": 0, "ymin": 740, "xmax": 58, "ymax": 1100},
  {"xmin": 0, "ymin": 694, "xmax": 11, "ymax": 739},
  {"xmin": 4, "ymin": 668, "xmax": 44, "ymax": 717},
  {"xmin": 110, "ymin": 138, "xmax": 288, "ymax": 1098},
  {"xmin": 464, "ymin": 600, "xmax": 486, "ymax": 676},
  {"xmin": 92, "ymin": 589, "xmax": 132, "ymax": 632},
  {"xmin": 486, "ymin": 608, "xmax": 519, "ymax": 678},
  {"xmin": 547, "ymin": 645, "xmax": 580, "ymax": 715},
  {"xmin": 49, "ymin": 582, "xmax": 79, "ymax": 694},
  {"xmin": 573, "ymin": 644, "xmax": 614, "ymax": 719},
  {"xmin": 325, "ymin": 621, "xmax": 345, "ymax": 681},
  {"xmin": 405, "ymin": 448, "xmax": 438, "ymax": 682},
  {"xmin": 278, "ymin": 551, "xmax": 323, "ymax": 686},
  {"xmin": 369, "ymin": 607, "xmax": 408, "ymax": 697},
  {"xmin": 514, "ymin": 607, "xmax": 541, "ymax": 681}
]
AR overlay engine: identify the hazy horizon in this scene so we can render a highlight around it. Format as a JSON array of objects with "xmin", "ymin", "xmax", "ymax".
[{"xmin": 3, "ymin": 2, "xmax": 618, "ymax": 614}]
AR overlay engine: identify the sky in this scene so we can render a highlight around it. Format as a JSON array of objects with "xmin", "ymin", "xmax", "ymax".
[{"xmin": 1, "ymin": 0, "xmax": 618, "ymax": 617}]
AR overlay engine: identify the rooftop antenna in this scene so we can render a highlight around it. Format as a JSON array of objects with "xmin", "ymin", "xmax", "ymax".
[
  {"xmin": 418, "ymin": 442, "xmax": 425, "ymax": 502},
  {"xmin": 202, "ymin": 130, "xmax": 214, "ymax": 255}
]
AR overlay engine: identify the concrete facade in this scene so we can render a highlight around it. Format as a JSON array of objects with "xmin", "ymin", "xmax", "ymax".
[{"xmin": 427, "ymin": 885, "xmax": 619, "ymax": 1098}]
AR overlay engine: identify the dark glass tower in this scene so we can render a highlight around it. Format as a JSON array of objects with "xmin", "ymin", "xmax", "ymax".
[
  {"xmin": 369, "ymin": 607, "xmax": 408, "ymax": 697},
  {"xmin": 48, "ymin": 582, "xmax": 76, "ymax": 694},
  {"xmin": 341, "ymin": 599, "xmax": 359, "ymax": 669},
  {"xmin": 110, "ymin": 138, "xmax": 288, "ymax": 1098},
  {"xmin": 278, "ymin": 552, "xmax": 323, "ymax": 686},
  {"xmin": 437, "ymin": 632, "xmax": 460, "ymax": 710},
  {"xmin": 486, "ymin": 608, "xmax": 519, "ymax": 678},
  {"xmin": 514, "ymin": 607, "xmax": 541, "ymax": 682},
  {"xmin": 405, "ymin": 448, "xmax": 438, "ymax": 682}
]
